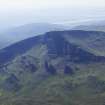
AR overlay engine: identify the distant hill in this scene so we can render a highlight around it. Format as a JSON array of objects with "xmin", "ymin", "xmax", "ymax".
[
  {"xmin": 0, "ymin": 30, "xmax": 105, "ymax": 105},
  {"xmin": 73, "ymin": 20, "xmax": 105, "ymax": 32},
  {"xmin": 0, "ymin": 23, "xmax": 66, "ymax": 49},
  {"xmin": 73, "ymin": 25, "xmax": 105, "ymax": 32}
]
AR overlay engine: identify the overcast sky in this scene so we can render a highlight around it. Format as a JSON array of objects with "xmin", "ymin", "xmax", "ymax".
[{"xmin": 0, "ymin": 0, "xmax": 105, "ymax": 30}]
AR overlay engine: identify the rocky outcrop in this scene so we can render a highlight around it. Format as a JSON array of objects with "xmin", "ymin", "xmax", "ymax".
[
  {"xmin": 64, "ymin": 65, "xmax": 74, "ymax": 75},
  {"xmin": 19, "ymin": 56, "xmax": 38, "ymax": 73},
  {"xmin": 44, "ymin": 61, "xmax": 56, "ymax": 75}
]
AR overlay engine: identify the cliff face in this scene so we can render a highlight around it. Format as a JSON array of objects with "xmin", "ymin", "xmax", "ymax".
[{"xmin": 44, "ymin": 31, "xmax": 105, "ymax": 63}]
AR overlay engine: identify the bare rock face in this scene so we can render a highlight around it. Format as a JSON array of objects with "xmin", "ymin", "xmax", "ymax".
[
  {"xmin": 44, "ymin": 61, "xmax": 56, "ymax": 75},
  {"xmin": 44, "ymin": 31, "xmax": 105, "ymax": 63}
]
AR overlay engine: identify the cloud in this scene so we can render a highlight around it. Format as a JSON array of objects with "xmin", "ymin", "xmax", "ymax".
[
  {"xmin": 0, "ymin": 0, "xmax": 104, "ymax": 30},
  {"xmin": 0, "ymin": 0, "xmax": 105, "ymax": 9}
]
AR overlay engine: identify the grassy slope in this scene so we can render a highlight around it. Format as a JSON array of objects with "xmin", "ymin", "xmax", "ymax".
[{"xmin": 1, "ymin": 50, "xmax": 105, "ymax": 105}]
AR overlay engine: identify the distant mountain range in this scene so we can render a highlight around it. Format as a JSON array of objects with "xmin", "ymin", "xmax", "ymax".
[
  {"xmin": 0, "ymin": 30, "xmax": 105, "ymax": 105},
  {"xmin": 0, "ymin": 23, "xmax": 67, "ymax": 49}
]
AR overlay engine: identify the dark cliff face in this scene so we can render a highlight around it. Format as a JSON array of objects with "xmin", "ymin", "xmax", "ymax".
[{"xmin": 44, "ymin": 31, "xmax": 105, "ymax": 63}]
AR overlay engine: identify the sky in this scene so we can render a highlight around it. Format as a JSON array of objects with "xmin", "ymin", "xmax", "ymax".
[{"xmin": 0, "ymin": 0, "xmax": 105, "ymax": 30}]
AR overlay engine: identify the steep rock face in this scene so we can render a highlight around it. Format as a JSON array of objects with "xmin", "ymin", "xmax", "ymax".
[
  {"xmin": 44, "ymin": 31, "xmax": 105, "ymax": 63},
  {"xmin": 44, "ymin": 61, "xmax": 57, "ymax": 75}
]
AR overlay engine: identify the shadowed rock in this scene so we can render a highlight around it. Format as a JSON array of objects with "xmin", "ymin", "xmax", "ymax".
[
  {"xmin": 45, "ymin": 61, "xmax": 56, "ymax": 75},
  {"xmin": 64, "ymin": 65, "xmax": 74, "ymax": 75}
]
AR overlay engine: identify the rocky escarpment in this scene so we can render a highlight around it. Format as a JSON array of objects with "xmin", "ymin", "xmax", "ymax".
[{"xmin": 44, "ymin": 31, "xmax": 105, "ymax": 63}]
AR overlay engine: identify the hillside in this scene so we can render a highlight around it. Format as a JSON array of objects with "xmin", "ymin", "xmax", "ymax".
[
  {"xmin": 0, "ymin": 30, "xmax": 105, "ymax": 105},
  {"xmin": 72, "ymin": 20, "xmax": 105, "ymax": 32},
  {"xmin": 0, "ymin": 23, "xmax": 66, "ymax": 49},
  {"xmin": 73, "ymin": 25, "xmax": 105, "ymax": 32}
]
